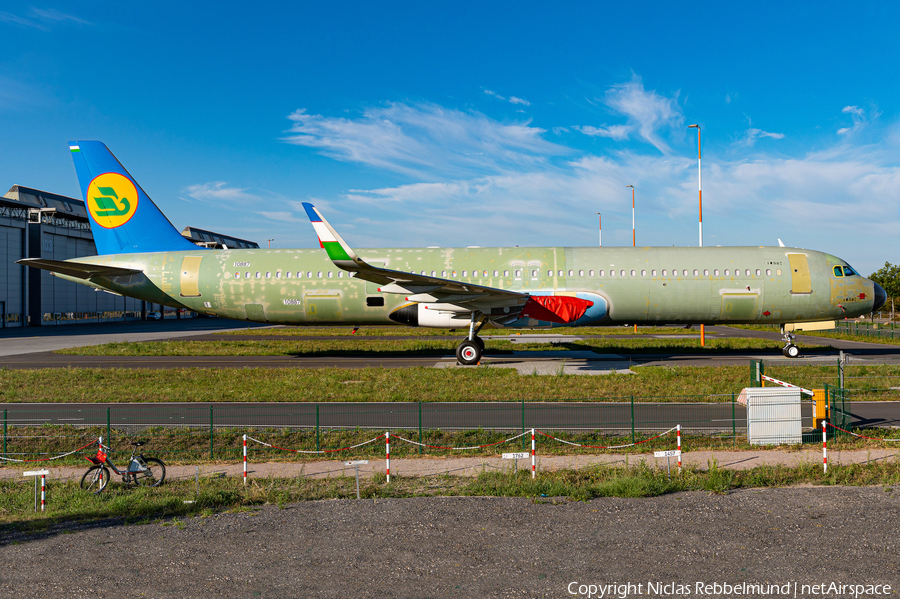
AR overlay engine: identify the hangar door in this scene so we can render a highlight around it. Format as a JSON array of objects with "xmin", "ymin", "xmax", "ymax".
[
  {"xmin": 787, "ymin": 253, "xmax": 811, "ymax": 294},
  {"xmin": 180, "ymin": 256, "xmax": 204, "ymax": 297}
]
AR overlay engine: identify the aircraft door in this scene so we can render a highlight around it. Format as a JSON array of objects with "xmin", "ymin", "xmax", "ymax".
[
  {"xmin": 305, "ymin": 292, "xmax": 343, "ymax": 322},
  {"xmin": 787, "ymin": 253, "xmax": 812, "ymax": 294},
  {"xmin": 719, "ymin": 293, "xmax": 759, "ymax": 321},
  {"xmin": 179, "ymin": 256, "xmax": 203, "ymax": 297}
]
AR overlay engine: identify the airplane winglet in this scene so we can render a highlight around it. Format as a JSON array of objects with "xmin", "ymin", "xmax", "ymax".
[{"xmin": 302, "ymin": 203, "xmax": 361, "ymax": 267}]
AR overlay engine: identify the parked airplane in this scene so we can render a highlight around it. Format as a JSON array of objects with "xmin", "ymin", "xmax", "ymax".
[{"xmin": 19, "ymin": 141, "xmax": 885, "ymax": 364}]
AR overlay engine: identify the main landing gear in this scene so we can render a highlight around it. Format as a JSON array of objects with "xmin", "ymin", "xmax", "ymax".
[
  {"xmin": 781, "ymin": 326, "xmax": 800, "ymax": 358},
  {"xmin": 456, "ymin": 313, "xmax": 487, "ymax": 366}
]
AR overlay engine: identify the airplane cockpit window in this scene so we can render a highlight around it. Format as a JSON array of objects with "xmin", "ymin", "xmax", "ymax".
[
  {"xmin": 833, "ymin": 266, "xmax": 843, "ymax": 277},
  {"xmin": 843, "ymin": 265, "xmax": 857, "ymax": 276}
]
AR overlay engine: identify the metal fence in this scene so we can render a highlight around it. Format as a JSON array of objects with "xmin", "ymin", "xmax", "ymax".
[
  {"xmin": 836, "ymin": 321, "xmax": 898, "ymax": 339},
  {"xmin": 0, "ymin": 396, "xmax": 826, "ymax": 462}
]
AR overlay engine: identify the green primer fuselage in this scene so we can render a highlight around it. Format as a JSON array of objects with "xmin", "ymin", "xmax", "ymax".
[{"xmin": 59, "ymin": 245, "xmax": 877, "ymax": 328}]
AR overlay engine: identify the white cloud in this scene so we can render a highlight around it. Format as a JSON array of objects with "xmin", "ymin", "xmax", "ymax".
[
  {"xmin": 282, "ymin": 102, "xmax": 567, "ymax": 178},
  {"xmin": 183, "ymin": 182, "xmax": 262, "ymax": 204},
  {"xmin": 576, "ymin": 75, "xmax": 683, "ymax": 153},
  {"xmin": 838, "ymin": 105, "xmax": 868, "ymax": 136},
  {"xmin": 508, "ymin": 96, "xmax": 531, "ymax": 106},
  {"xmin": 0, "ymin": 7, "xmax": 89, "ymax": 30},
  {"xmin": 484, "ymin": 89, "xmax": 531, "ymax": 106},
  {"xmin": 742, "ymin": 128, "xmax": 786, "ymax": 146}
]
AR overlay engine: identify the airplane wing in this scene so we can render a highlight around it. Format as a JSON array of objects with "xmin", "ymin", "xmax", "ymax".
[
  {"xmin": 17, "ymin": 258, "xmax": 143, "ymax": 281},
  {"xmin": 302, "ymin": 203, "xmax": 593, "ymax": 324}
]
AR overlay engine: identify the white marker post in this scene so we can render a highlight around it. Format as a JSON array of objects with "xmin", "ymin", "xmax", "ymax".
[
  {"xmin": 345, "ymin": 460, "xmax": 369, "ymax": 499},
  {"xmin": 23, "ymin": 469, "xmax": 49, "ymax": 512},
  {"xmin": 385, "ymin": 432, "xmax": 390, "ymax": 483},
  {"xmin": 242, "ymin": 434, "xmax": 248, "ymax": 486},
  {"xmin": 677, "ymin": 425, "xmax": 682, "ymax": 474},
  {"xmin": 531, "ymin": 428, "xmax": 536, "ymax": 479},
  {"xmin": 823, "ymin": 420, "xmax": 828, "ymax": 473},
  {"xmin": 654, "ymin": 450, "xmax": 681, "ymax": 478}
]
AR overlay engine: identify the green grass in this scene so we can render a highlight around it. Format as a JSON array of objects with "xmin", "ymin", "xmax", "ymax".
[
  {"xmin": 4, "ymin": 461, "xmax": 900, "ymax": 529},
  {"xmin": 2, "ymin": 363, "xmax": 898, "ymax": 403},
  {"xmin": 733, "ymin": 323, "xmax": 900, "ymax": 346},
  {"xmin": 57, "ymin": 336, "xmax": 823, "ymax": 356}
]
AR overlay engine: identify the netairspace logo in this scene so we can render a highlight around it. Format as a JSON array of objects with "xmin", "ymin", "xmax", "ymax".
[{"xmin": 566, "ymin": 581, "xmax": 893, "ymax": 599}]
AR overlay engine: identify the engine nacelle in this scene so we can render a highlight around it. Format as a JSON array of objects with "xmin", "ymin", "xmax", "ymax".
[{"xmin": 388, "ymin": 303, "xmax": 472, "ymax": 328}]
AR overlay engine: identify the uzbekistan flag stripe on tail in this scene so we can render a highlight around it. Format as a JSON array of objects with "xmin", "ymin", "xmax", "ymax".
[{"xmin": 302, "ymin": 202, "xmax": 353, "ymax": 261}]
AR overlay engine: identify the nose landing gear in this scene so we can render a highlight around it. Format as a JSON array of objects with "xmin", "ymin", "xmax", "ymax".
[{"xmin": 781, "ymin": 326, "xmax": 800, "ymax": 358}]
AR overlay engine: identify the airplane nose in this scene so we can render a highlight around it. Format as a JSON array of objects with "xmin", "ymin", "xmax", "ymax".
[{"xmin": 873, "ymin": 282, "xmax": 887, "ymax": 311}]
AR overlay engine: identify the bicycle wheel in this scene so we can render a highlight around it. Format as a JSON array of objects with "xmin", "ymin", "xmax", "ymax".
[
  {"xmin": 131, "ymin": 457, "xmax": 166, "ymax": 487},
  {"xmin": 80, "ymin": 465, "xmax": 109, "ymax": 494}
]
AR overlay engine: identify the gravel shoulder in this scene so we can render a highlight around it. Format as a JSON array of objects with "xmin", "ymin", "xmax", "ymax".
[{"xmin": 1, "ymin": 487, "xmax": 899, "ymax": 598}]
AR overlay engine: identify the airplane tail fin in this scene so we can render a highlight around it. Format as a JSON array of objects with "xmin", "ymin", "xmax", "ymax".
[{"xmin": 68, "ymin": 141, "xmax": 201, "ymax": 254}]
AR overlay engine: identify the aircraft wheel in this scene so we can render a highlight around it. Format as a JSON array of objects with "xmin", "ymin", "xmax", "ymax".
[
  {"xmin": 784, "ymin": 344, "xmax": 800, "ymax": 358},
  {"xmin": 473, "ymin": 336, "xmax": 485, "ymax": 351},
  {"xmin": 456, "ymin": 340, "xmax": 482, "ymax": 366}
]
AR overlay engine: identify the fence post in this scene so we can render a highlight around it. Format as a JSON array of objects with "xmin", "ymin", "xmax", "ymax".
[
  {"xmin": 630, "ymin": 395, "xmax": 635, "ymax": 444},
  {"xmin": 731, "ymin": 392, "xmax": 736, "ymax": 445},
  {"xmin": 522, "ymin": 397, "xmax": 526, "ymax": 451},
  {"xmin": 3, "ymin": 409, "xmax": 6, "ymax": 456},
  {"xmin": 209, "ymin": 405, "xmax": 214, "ymax": 459},
  {"xmin": 315, "ymin": 404, "xmax": 320, "ymax": 452},
  {"xmin": 106, "ymin": 407, "xmax": 111, "ymax": 447},
  {"xmin": 418, "ymin": 401, "xmax": 423, "ymax": 455}
]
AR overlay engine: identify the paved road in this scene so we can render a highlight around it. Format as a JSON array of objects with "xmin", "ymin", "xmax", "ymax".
[{"xmin": 4, "ymin": 399, "xmax": 897, "ymax": 431}]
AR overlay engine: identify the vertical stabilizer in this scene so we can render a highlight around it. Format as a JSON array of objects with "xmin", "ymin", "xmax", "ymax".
[{"xmin": 69, "ymin": 141, "xmax": 201, "ymax": 254}]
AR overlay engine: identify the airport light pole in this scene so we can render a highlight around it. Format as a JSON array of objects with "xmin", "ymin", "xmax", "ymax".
[
  {"xmin": 626, "ymin": 185, "xmax": 636, "ymax": 333},
  {"xmin": 595, "ymin": 213, "xmax": 601, "ymax": 247},
  {"xmin": 267, "ymin": 239, "xmax": 274, "ymax": 249},
  {"xmin": 688, "ymin": 124, "xmax": 705, "ymax": 346}
]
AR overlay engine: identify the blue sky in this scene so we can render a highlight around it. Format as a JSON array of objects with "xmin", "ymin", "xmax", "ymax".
[{"xmin": 1, "ymin": 2, "xmax": 898, "ymax": 275}]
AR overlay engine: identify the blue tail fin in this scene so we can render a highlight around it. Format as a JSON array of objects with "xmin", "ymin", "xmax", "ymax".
[{"xmin": 68, "ymin": 141, "xmax": 201, "ymax": 254}]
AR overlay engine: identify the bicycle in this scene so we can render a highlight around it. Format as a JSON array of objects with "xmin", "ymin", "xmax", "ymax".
[{"xmin": 80, "ymin": 441, "xmax": 166, "ymax": 493}]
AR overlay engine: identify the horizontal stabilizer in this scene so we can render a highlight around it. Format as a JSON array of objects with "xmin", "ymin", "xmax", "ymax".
[{"xmin": 17, "ymin": 258, "xmax": 143, "ymax": 280}]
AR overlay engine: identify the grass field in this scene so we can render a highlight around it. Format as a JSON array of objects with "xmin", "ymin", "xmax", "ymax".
[
  {"xmin": 213, "ymin": 325, "xmax": 701, "ymax": 337},
  {"xmin": 3, "ymin": 461, "xmax": 900, "ymax": 529},
  {"xmin": 57, "ymin": 336, "xmax": 824, "ymax": 357},
  {"xmin": 4, "ymin": 363, "xmax": 899, "ymax": 403}
]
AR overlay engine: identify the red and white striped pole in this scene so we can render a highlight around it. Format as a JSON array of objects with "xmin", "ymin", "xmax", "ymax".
[
  {"xmin": 823, "ymin": 420, "xmax": 828, "ymax": 473},
  {"xmin": 386, "ymin": 431, "xmax": 391, "ymax": 483},
  {"xmin": 677, "ymin": 425, "xmax": 682, "ymax": 473},
  {"xmin": 40, "ymin": 474, "xmax": 46, "ymax": 512},
  {"xmin": 531, "ymin": 428, "xmax": 536, "ymax": 479},
  {"xmin": 242, "ymin": 434, "xmax": 248, "ymax": 486}
]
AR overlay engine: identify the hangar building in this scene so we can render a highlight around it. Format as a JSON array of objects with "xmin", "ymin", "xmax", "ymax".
[{"xmin": 0, "ymin": 185, "xmax": 257, "ymax": 328}]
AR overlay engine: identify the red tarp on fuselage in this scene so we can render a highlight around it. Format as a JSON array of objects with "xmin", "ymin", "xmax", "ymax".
[{"xmin": 520, "ymin": 295, "xmax": 594, "ymax": 324}]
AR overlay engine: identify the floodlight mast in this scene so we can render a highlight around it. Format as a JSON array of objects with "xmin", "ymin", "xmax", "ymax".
[
  {"xmin": 594, "ymin": 212, "xmax": 601, "ymax": 247},
  {"xmin": 688, "ymin": 124, "xmax": 705, "ymax": 347}
]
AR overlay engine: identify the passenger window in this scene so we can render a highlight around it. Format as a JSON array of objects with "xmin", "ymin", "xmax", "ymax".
[
  {"xmin": 275, "ymin": 272, "xmax": 281, "ymax": 279},
  {"xmin": 662, "ymin": 270, "xmax": 667, "ymax": 276},
  {"xmin": 651, "ymin": 270, "xmax": 657, "ymax": 276},
  {"xmin": 755, "ymin": 269, "xmax": 761, "ymax": 276},
  {"xmin": 598, "ymin": 270, "xmax": 604, "ymax": 277},
  {"xmin": 630, "ymin": 270, "xmax": 636, "ymax": 277},
  {"xmin": 245, "ymin": 272, "xmax": 251, "ymax": 279},
  {"xmin": 745, "ymin": 269, "xmax": 750, "ymax": 276},
  {"xmin": 683, "ymin": 270, "xmax": 688, "ymax": 277},
  {"xmin": 610, "ymin": 270, "xmax": 616, "ymax": 277},
  {"xmin": 265, "ymin": 272, "xmax": 271, "ymax": 278},
  {"xmin": 714, "ymin": 269, "xmax": 719, "ymax": 276},
  {"xmin": 641, "ymin": 270, "xmax": 646, "ymax": 276},
  {"xmin": 693, "ymin": 269, "xmax": 698, "ymax": 276},
  {"xmin": 338, "ymin": 272, "xmax": 343, "ymax": 278},
  {"xmin": 452, "ymin": 271, "xmax": 457, "ymax": 277},
  {"xmin": 531, "ymin": 270, "xmax": 538, "ymax": 277},
  {"xmin": 503, "ymin": 270, "xmax": 509, "ymax": 277},
  {"xmin": 234, "ymin": 272, "xmax": 240, "ymax": 278},
  {"xmin": 462, "ymin": 270, "xmax": 467, "ymax": 277},
  {"xmin": 589, "ymin": 270, "xmax": 594, "ymax": 276},
  {"xmin": 307, "ymin": 272, "xmax": 312, "ymax": 278},
  {"xmin": 766, "ymin": 269, "xmax": 771, "ymax": 276},
  {"xmin": 442, "ymin": 271, "xmax": 447, "ymax": 277},
  {"xmin": 568, "ymin": 270, "xmax": 574, "ymax": 277},
  {"xmin": 704, "ymin": 269, "xmax": 709, "ymax": 276},
  {"xmin": 559, "ymin": 270, "xmax": 564, "ymax": 277},
  {"xmin": 515, "ymin": 270, "xmax": 521, "ymax": 277},
  {"xmin": 776, "ymin": 269, "xmax": 782, "ymax": 276},
  {"xmin": 579, "ymin": 270, "xmax": 584, "ymax": 276},
  {"xmin": 620, "ymin": 270, "xmax": 625, "ymax": 277},
  {"xmin": 834, "ymin": 266, "xmax": 844, "ymax": 277},
  {"xmin": 724, "ymin": 269, "xmax": 729, "ymax": 276},
  {"xmin": 286, "ymin": 272, "xmax": 292, "ymax": 278},
  {"xmin": 548, "ymin": 270, "xmax": 553, "ymax": 277},
  {"xmin": 317, "ymin": 272, "xmax": 322, "ymax": 278}
]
